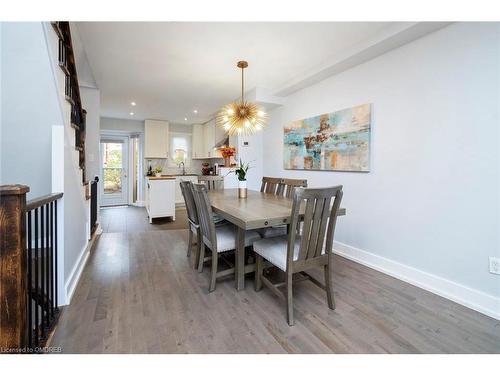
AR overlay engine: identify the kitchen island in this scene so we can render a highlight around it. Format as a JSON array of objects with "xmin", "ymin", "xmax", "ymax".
[{"xmin": 145, "ymin": 176, "xmax": 176, "ymax": 223}]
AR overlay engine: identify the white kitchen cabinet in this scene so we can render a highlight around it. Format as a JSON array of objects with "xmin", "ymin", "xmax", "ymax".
[
  {"xmin": 192, "ymin": 124, "xmax": 204, "ymax": 159},
  {"xmin": 192, "ymin": 120, "xmax": 223, "ymax": 159},
  {"xmin": 174, "ymin": 175, "xmax": 198, "ymax": 205},
  {"xmin": 145, "ymin": 120, "xmax": 169, "ymax": 158},
  {"xmin": 145, "ymin": 178, "xmax": 175, "ymax": 223},
  {"xmin": 204, "ymin": 120, "xmax": 215, "ymax": 157}
]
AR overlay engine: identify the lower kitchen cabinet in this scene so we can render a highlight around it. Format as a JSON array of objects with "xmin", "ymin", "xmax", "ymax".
[{"xmin": 146, "ymin": 178, "xmax": 176, "ymax": 223}]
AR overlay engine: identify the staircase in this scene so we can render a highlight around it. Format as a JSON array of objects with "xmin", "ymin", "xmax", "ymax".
[
  {"xmin": 0, "ymin": 22, "xmax": 99, "ymax": 352},
  {"xmin": 50, "ymin": 22, "xmax": 90, "ymax": 198}
]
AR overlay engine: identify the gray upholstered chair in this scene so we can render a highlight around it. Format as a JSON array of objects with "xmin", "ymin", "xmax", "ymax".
[
  {"xmin": 179, "ymin": 180, "xmax": 202, "ymax": 269},
  {"xmin": 253, "ymin": 185, "xmax": 343, "ymax": 325},
  {"xmin": 259, "ymin": 177, "xmax": 308, "ymax": 239},
  {"xmin": 198, "ymin": 175, "xmax": 224, "ymax": 190},
  {"xmin": 191, "ymin": 183, "xmax": 262, "ymax": 292}
]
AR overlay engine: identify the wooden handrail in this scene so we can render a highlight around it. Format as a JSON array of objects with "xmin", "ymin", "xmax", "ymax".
[
  {"xmin": 0, "ymin": 185, "xmax": 29, "ymax": 350},
  {"xmin": 26, "ymin": 193, "xmax": 63, "ymax": 212}
]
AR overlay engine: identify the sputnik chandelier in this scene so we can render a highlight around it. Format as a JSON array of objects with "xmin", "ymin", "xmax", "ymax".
[{"xmin": 216, "ymin": 61, "xmax": 267, "ymax": 136}]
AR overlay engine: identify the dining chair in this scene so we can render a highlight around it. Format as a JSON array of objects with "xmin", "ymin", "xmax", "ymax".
[
  {"xmin": 260, "ymin": 177, "xmax": 283, "ymax": 195},
  {"xmin": 179, "ymin": 180, "xmax": 202, "ymax": 269},
  {"xmin": 279, "ymin": 178, "xmax": 308, "ymax": 198},
  {"xmin": 198, "ymin": 175, "xmax": 224, "ymax": 190},
  {"xmin": 259, "ymin": 177, "xmax": 308, "ymax": 238},
  {"xmin": 191, "ymin": 183, "xmax": 262, "ymax": 292},
  {"xmin": 253, "ymin": 185, "xmax": 343, "ymax": 326}
]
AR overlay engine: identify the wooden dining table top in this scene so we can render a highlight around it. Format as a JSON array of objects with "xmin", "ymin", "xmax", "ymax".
[{"xmin": 207, "ymin": 189, "xmax": 346, "ymax": 230}]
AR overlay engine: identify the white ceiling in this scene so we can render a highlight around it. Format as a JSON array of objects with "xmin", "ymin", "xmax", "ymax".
[{"xmin": 73, "ymin": 22, "xmax": 434, "ymax": 123}]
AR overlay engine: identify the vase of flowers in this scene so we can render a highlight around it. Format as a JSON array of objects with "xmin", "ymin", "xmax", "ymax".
[
  {"xmin": 220, "ymin": 146, "xmax": 236, "ymax": 167},
  {"xmin": 234, "ymin": 159, "xmax": 250, "ymax": 199}
]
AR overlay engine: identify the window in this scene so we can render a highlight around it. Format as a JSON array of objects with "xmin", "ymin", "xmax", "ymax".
[
  {"xmin": 168, "ymin": 133, "xmax": 192, "ymax": 167},
  {"xmin": 101, "ymin": 141, "xmax": 124, "ymax": 194}
]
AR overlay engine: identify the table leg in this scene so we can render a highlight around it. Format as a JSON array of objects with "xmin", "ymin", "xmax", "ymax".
[{"xmin": 236, "ymin": 227, "xmax": 245, "ymax": 291}]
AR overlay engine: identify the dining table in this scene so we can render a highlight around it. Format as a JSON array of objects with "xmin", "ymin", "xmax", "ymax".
[{"xmin": 207, "ymin": 188, "xmax": 346, "ymax": 290}]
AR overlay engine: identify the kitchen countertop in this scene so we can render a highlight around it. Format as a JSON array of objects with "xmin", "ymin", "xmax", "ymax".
[
  {"xmin": 146, "ymin": 174, "xmax": 200, "ymax": 180},
  {"xmin": 146, "ymin": 176, "xmax": 177, "ymax": 180}
]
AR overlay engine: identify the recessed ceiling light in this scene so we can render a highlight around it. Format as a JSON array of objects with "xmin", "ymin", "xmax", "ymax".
[
  {"xmin": 193, "ymin": 109, "xmax": 198, "ymax": 114},
  {"xmin": 130, "ymin": 112, "xmax": 134, "ymax": 116},
  {"xmin": 130, "ymin": 101, "xmax": 136, "ymax": 106},
  {"xmin": 184, "ymin": 117, "xmax": 188, "ymax": 121}
]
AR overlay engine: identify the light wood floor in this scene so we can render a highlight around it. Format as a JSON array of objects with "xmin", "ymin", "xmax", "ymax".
[
  {"xmin": 51, "ymin": 229, "xmax": 500, "ymax": 353},
  {"xmin": 100, "ymin": 206, "xmax": 189, "ymax": 232}
]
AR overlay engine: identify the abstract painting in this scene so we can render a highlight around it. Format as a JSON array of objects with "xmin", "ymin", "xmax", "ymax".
[{"xmin": 284, "ymin": 103, "xmax": 371, "ymax": 172}]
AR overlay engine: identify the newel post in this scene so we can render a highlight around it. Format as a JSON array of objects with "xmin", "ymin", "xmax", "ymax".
[{"xmin": 0, "ymin": 185, "xmax": 30, "ymax": 351}]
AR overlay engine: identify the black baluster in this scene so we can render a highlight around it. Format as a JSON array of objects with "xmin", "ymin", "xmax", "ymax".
[
  {"xmin": 55, "ymin": 200, "xmax": 58, "ymax": 309},
  {"xmin": 34, "ymin": 208, "xmax": 39, "ymax": 348},
  {"xmin": 40, "ymin": 204, "xmax": 45, "ymax": 336},
  {"xmin": 50, "ymin": 201, "xmax": 54, "ymax": 318},
  {"xmin": 45, "ymin": 203, "xmax": 50, "ymax": 328},
  {"xmin": 27, "ymin": 211, "xmax": 33, "ymax": 349}
]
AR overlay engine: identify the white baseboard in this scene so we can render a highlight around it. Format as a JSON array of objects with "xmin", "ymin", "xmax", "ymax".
[
  {"xmin": 132, "ymin": 200, "xmax": 145, "ymax": 207},
  {"xmin": 64, "ymin": 231, "xmax": 100, "ymax": 304},
  {"xmin": 333, "ymin": 241, "xmax": 500, "ymax": 321}
]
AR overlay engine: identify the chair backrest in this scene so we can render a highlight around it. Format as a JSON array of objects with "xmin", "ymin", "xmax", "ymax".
[
  {"xmin": 179, "ymin": 180, "xmax": 198, "ymax": 227},
  {"xmin": 279, "ymin": 178, "xmax": 308, "ymax": 198},
  {"xmin": 261, "ymin": 177, "xmax": 308, "ymax": 198},
  {"xmin": 191, "ymin": 183, "xmax": 218, "ymax": 251},
  {"xmin": 286, "ymin": 186, "xmax": 343, "ymax": 269},
  {"xmin": 198, "ymin": 175, "xmax": 224, "ymax": 190},
  {"xmin": 260, "ymin": 177, "xmax": 283, "ymax": 195}
]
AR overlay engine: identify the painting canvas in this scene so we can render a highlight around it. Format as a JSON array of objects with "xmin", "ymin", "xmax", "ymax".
[{"xmin": 283, "ymin": 103, "xmax": 371, "ymax": 172}]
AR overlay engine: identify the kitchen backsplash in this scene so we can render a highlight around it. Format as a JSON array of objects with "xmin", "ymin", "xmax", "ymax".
[{"xmin": 145, "ymin": 158, "xmax": 223, "ymax": 175}]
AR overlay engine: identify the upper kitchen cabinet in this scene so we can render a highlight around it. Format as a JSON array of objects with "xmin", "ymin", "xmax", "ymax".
[
  {"xmin": 204, "ymin": 120, "xmax": 216, "ymax": 157},
  {"xmin": 192, "ymin": 124, "xmax": 204, "ymax": 159},
  {"xmin": 192, "ymin": 119, "xmax": 224, "ymax": 159},
  {"xmin": 145, "ymin": 120, "xmax": 169, "ymax": 158}
]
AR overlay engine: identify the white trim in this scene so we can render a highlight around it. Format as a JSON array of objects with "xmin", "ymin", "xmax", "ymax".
[
  {"xmin": 99, "ymin": 134, "xmax": 130, "ymax": 206},
  {"xmin": 333, "ymin": 241, "xmax": 500, "ymax": 321},
  {"xmin": 132, "ymin": 200, "xmax": 145, "ymax": 207},
  {"xmin": 64, "ymin": 231, "xmax": 99, "ymax": 304}
]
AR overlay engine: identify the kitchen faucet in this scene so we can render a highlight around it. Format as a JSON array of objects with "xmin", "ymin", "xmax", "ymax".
[{"xmin": 178, "ymin": 161, "xmax": 186, "ymax": 175}]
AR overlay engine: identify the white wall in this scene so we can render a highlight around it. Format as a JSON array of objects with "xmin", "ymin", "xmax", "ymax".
[
  {"xmin": 263, "ymin": 23, "xmax": 500, "ymax": 312},
  {"xmin": 101, "ymin": 116, "xmax": 144, "ymax": 133},
  {"xmin": 0, "ymin": 22, "xmax": 62, "ymax": 198},
  {"xmin": 41, "ymin": 21, "xmax": 93, "ymax": 304},
  {"xmin": 234, "ymin": 132, "xmax": 263, "ymax": 191}
]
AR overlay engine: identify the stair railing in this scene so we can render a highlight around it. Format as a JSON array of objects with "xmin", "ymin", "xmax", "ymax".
[
  {"xmin": 0, "ymin": 185, "xmax": 63, "ymax": 353},
  {"xmin": 90, "ymin": 176, "xmax": 99, "ymax": 235},
  {"xmin": 52, "ymin": 21, "xmax": 87, "ymax": 186}
]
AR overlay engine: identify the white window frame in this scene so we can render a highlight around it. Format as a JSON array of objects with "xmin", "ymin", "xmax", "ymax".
[{"xmin": 168, "ymin": 132, "xmax": 192, "ymax": 168}]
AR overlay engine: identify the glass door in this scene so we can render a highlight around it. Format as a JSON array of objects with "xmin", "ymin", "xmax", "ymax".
[{"xmin": 100, "ymin": 136, "xmax": 129, "ymax": 206}]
